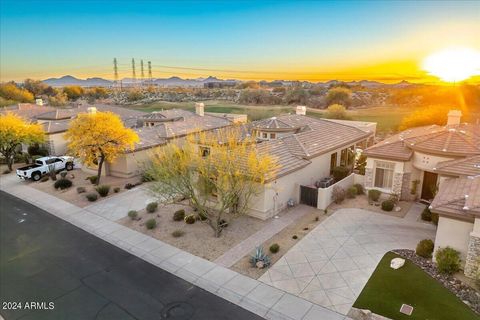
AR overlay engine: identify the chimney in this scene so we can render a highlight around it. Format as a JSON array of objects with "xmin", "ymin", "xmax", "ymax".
[
  {"xmin": 296, "ymin": 105, "xmax": 306, "ymax": 115},
  {"xmin": 87, "ymin": 107, "xmax": 97, "ymax": 115},
  {"xmin": 447, "ymin": 110, "xmax": 462, "ymax": 126},
  {"xmin": 195, "ymin": 102, "xmax": 205, "ymax": 117}
]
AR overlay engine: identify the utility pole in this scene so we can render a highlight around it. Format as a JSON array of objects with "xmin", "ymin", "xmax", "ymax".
[{"xmin": 132, "ymin": 58, "xmax": 136, "ymax": 87}]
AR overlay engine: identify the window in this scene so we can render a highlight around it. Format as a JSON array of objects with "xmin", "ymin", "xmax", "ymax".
[
  {"xmin": 340, "ymin": 148, "xmax": 348, "ymax": 166},
  {"xmin": 330, "ymin": 153, "xmax": 337, "ymax": 174},
  {"xmin": 374, "ymin": 161, "xmax": 395, "ymax": 189},
  {"xmin": 270, "ymin": 133, "xmax": 276, "ymax": 139},
  {"xmin": 262, "ymin": 132, "xmax": 268, "ymax": 139}
]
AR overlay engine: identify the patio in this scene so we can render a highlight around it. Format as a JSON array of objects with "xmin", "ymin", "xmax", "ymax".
[{"xmin": 258, "ymin": 205, "xmax": 436, "ymax": 315}]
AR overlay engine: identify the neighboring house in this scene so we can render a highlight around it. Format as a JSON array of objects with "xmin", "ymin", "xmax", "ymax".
[
  {"xmin": 1, "ymin": 103, "xmax": 147, "ymax": 155},
  {"xmin": 430, "ymin": 170, "xmax": 480, "ymax": 278},
  {"xmin": 363, "ymin": 110, "xmax": 480, "ymax": 202},
  {"xmin": 205, "ymin": 107, "xmax": 376, "ymax": 220}
]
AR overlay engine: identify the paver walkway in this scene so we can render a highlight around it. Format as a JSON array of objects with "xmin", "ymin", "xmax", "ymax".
[
  {"xmin": 258, "ymin": 207, "xmax": 436, "ymax": 315},
  {"xmin": 215, "ymin": 205, "xmax": 315, "ymax": 267},
  {"xmin": 84, "ymin": 186, "xmax": 157, "ymax": 221},
  {"xmin": 0, "ymin": 174, "xmax": 347, "ymax": 320}
]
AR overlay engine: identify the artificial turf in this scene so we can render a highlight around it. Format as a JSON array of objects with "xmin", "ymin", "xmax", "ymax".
[{"xmin": 353, "ymin": 252, "xmax": 479, "ymax": 320}]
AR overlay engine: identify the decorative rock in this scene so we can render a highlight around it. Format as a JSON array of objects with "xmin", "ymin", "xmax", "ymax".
[
  {"xmin": 390, "ymin": 257, "xmax": 405, "ymax": 269},
  {"xmin": 256, "ymin": 261, "xmax": 264, "ymax": 269},
  {"xmin": 394, "ymin": 206, "xmax": 401, "ymax": 212}
]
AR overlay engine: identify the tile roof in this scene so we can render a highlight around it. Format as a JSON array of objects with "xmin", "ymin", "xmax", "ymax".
[
  {"xmin": 251, "ymin": 117, "xmax": 299, "ymax": 130},
  {"xmin": 430, "ymin": 176, "xmax": 480, "ymax": 220},
  {"xmin": 435, "ymin": 155, "xmax": 480, "ymax": 177},
  {"xmin": 277, "ymin": 116, "xmax": 371, "ymax": 159},
  {"xmin": 256, "ymin": 139, "xmax": 311, "ymax": 181},
  {"xmin": 364, "ymin": 123, "xmax": 480, "ymax": 160}
]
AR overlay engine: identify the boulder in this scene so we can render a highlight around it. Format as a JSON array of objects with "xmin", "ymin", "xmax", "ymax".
[{"xmin": 390, "ymin": 257, "xmax": 405, "ymax": 269}]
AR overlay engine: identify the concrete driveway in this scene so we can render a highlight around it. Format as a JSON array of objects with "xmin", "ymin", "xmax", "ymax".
[{"xmin": 258, "ymin": 206, "xmax": 436, "ymax": 315}]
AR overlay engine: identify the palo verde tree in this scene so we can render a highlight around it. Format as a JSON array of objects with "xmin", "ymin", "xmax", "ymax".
[
  {"xmin": 146, "ymin": 128, "xmax": 278, "ymax": 237},
  {"xmin": 64, "ymin": 111, "xmax": 139, "ymax": 184},
  {"xmin": 0, "ymin": 113, "xmax": 45, "ymax": 171}
]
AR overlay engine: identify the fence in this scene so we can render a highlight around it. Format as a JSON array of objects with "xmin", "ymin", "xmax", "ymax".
[{"xmin": 317, "ymin": 173, "xmax": 364, "ymax": 210}]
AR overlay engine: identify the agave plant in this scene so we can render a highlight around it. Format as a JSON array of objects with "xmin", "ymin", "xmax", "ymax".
[{"xmin": 250, "ymin": 246, "xmax": 271, "ymax": 269}]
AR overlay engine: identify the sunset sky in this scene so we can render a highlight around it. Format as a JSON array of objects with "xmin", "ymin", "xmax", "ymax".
[{"xmin": 1, "ymin": 0, "xmax": 479, "ymax": 83}]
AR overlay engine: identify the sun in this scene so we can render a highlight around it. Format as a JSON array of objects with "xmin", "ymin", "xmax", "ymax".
[{"xmin": 422, "ymin": 47, "xmax": 480, "ymax": 82}]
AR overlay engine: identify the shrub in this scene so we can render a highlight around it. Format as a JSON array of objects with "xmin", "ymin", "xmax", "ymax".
[
  {"xmin": 353, "ymin": 183, "xmax": 364, "ymax": 195},
  {"xmin": 315, "ymin": 216, "xmax": 319, "ymax": 221},
  {"xmin": 172, "ymin": 230, "xmax": 185, "ymax": 238},
  {"xmin": 416, "ymin": 239, "xmax": 434, "ymax": 258},
  {"xmin": 54, "ymin": 178, "xmax": 72, "ymax": 190},
  {"xmin": 86, "ymin": 193, "xmax": 98, "ymax": 202},
  {"xmin": 381, "ymin": 200, "xmax": 395, "ymax": 211},
  {"xmin": 435, "ymin": 247, "xmax": 461, "ymax": 274},
  {"xmin": 60, "ymin": 171, "xmax": 68, "ymax": 179},
  {"xmin": 292, "ymin": 235, "xmax": 298, "ymax": 239},
  {"xmin": 184, "ymin": 214, "xmax": 196, "ymax": 224},
  {"xmin": 113, "ymin": 187, "xmax": 120, "ymax": 193},
  {"xmin": 368, "ymin": 189, "xmax": 381, "ymax": 202},
  {"xmin": 95, "ymin": 185, "xmax": 110, "ymax": 197},
  {"xmin": 145, "ymin": 218, "xmax": 157, "ymax": 230},
  {"xmin": 128, "ymin": 210, "xmax": 138, "ymax": 220},
  {"xmin": 76, "ymin": 186, "xmax": 86, "ymax": 194},
  {"xmin": 2, "ymin": 169, "xmax": 11, "ymax": 174},
  {"xmin": 125, "ymin": 183, "xmax": 135, "ymax": 190},
  {"xmin": 197, "ymin": 211, "xmax": 208, "ymax": 221},
  {"xmin": 40, "ymin": 175, "xmax": 49, "ymax": 182},
  {"xmin": 146, "ymin": 202, "xmax": 158, "ymax": 213},
  {"xmin": 346, "ymin": 186, "xmax": 357, "ymax": 199},
  {"xmin": 173, "ymin": 209, "xmax": 186, "ymax": 221},
  {"xmin": 421, "ymin": 207, "xmax": 432, "ymax": 221},
  {"xmin": 332, "ymin": 166, "xmax": 350, "ymax": 182},
  {"xmin": 332, "ymin": 186, "xmax": 345, "ymax": 204},
  {"xmin": 431, "ymin": 212, "xmax": 439, "ymax": 226},
  {"xmin": 86, "ymin": 176, "xmax": 98, "ymax": 185},
  {"xmin": 269, "ymin": 243, "xmax": 280, "ymax": 254}
]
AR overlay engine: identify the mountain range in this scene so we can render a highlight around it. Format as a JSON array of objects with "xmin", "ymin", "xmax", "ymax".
[{"xmin": 42, "ymin": 75, "xmax": 412, "ymax": 88}]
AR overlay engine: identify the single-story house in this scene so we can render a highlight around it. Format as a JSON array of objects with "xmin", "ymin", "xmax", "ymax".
[
  {"xmin": 363, "ymin": 110, "xmax": 480, "ymax": 202},
  {"xmin": 204, "ymin": 108, "xmax": 376, "ymax": 220}
]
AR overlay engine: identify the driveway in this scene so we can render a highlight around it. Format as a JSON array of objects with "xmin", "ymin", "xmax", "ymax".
[
  {"xmin": 258, "ymin": 206, "xmax": 436, "ymax": 315},
  {"xmin": 0, "ymin": 191, "xmax": 262, "ymax": 320}
]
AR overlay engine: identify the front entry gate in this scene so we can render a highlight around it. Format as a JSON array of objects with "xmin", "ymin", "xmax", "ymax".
[{"xmin": 300, "ymin": 185, "xmax": 318, "ymax": 208}]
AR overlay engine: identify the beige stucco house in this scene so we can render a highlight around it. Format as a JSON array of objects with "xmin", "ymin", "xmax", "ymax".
[
  {"xmin": 227, "ymin": 110, "xmax": 376, "ymax": 219},
  {"xmin": 363, "ymin": 110, "xmax": 480, "ymax": 202}
]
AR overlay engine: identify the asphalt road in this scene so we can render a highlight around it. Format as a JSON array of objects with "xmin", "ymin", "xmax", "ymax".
[{"xmin": 0, "ymin": 191, "xmax": 262, "ymax": 320}]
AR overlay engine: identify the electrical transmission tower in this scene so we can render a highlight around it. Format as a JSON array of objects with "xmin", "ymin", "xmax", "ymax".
[
  {"xmin": 140, "ymin": 60, "xmax": 145, "ymax": 87},
  {"xmin": 113, "ymin": 58, "xmax": 119, "ymax": 90},
  {"xmin": 131, "ymin": 58, "xmax": 136, "ymax": 86},
  {"xmin": 148, "ymin": 61, "xmax": 152, "ymax": 85}
]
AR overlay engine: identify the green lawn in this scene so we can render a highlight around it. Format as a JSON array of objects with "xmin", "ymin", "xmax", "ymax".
[
  {"xmin": 353, "ymin": 252, "xmax": 479, "ymax": 320},
  {"xmin": 127, "ymin": 100, "xmax": 411, "ymax": 133}
]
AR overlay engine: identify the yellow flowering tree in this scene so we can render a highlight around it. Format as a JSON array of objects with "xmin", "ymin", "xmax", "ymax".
[
  {"xmin": 0, "ymin": 113, "xmax": 45, "ymax": 171},
  {"xmin": 147, "ymin": 127, "xmax": 278, "ymax": 237},
  {"xmin": 64, "ymin": 111, "xmax": 139, "ymax": 184}
]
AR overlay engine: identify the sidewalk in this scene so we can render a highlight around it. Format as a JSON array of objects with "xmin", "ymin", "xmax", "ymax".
[{"xmin": 0, "ymin": 174, "xmax": 347, "ymax": 320}]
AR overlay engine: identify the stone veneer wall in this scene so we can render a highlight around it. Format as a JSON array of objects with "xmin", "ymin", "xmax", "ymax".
[
  {"xmin": 392, "ymin": 172, "xmax": 403, "ymax": 196},
  {"xmin": 464, "ymin": 234, "xmax": 480, "ymax": 278},
  {"xmin": 400, "ymin": 172, "xmax": 415, "ymax": 201},
  {"xmin": 364, "ymin": 168, "xmax": 373, "ymax": 188}
]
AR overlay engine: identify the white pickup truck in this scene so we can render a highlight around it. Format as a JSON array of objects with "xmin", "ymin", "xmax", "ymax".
[{"xmin": 16, "ymin": 156, "xmax": 75, "ymax": 181}]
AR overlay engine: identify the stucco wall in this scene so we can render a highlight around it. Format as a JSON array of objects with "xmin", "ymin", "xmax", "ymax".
[
  {"xmin": 248, "ymin": 147, "xmax": 349, "ymax": 220},
  {"xmin": 317, "ymin": 173, "xmax": 356, "ymax": 210},
  {"xmin": 433, "ymin": 216, "xmax": 473, "ymax": 263}
]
